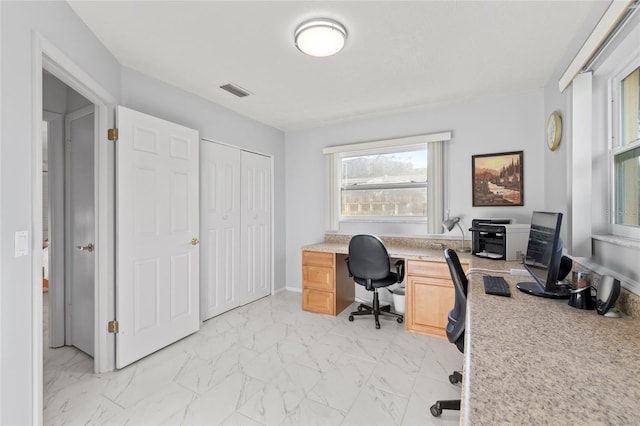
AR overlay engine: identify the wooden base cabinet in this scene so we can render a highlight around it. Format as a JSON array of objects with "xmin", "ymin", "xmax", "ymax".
[
  {"xmin": 302, "ymin": 250, "xmax": 353, "ymax": 315},
  {"xmin": 406, "ymin": 258, "xmax": 468, "ymax": 337}
]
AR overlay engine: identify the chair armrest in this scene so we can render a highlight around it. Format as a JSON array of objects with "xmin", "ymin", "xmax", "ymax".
[
  {"xmin": 395, "ymin": 259, "xmax": 405, "ymax": 282},
  {"xmin": 345, "ymin": 257, "xmax": 353, "ymax": 277}
]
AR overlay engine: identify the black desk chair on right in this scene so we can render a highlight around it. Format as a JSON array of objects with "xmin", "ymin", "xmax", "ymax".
[{"xmin": 430, "ymin": 248, "xmax": 467, "ymax": 417}]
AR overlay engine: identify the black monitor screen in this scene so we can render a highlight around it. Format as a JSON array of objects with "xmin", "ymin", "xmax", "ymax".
[{"xmin": 517, "ymin": 211, "xmax": 569, "ymax": 299}]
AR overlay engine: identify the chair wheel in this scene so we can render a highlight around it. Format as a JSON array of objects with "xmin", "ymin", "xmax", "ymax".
[
  {"xmin": 396, "ymin": 317, "xmax": 404, "ymax": 324},
  {"xmin": 357, "ymin": 305, "xmax": 365, "ymax": 312},
  {"xmin": 449, "ymin": 374, "xmax": 459, "ymax": 384},
  {"xmin": 430, "ymin": 404, "xmax": 442, "ymax": 417},
  {"xmin": 375, "ymin": 323, "xmax": 380, "ymax": 329}
]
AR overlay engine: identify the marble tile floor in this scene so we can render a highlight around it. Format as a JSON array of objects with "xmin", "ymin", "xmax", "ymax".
[{"xmin": 43, "ymin": 291, "xmax": 462, "ymax": 425}]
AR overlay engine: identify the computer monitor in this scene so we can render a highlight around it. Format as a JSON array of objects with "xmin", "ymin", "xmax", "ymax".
[{"xmin": 516, "ymin": 211, "xmax": 571, "ymax": 299}]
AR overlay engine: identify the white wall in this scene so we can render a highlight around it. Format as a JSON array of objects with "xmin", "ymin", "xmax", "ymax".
[
  {"xmin": 285, "ymin": 89, "xmax": 546, "ymax": 290},
  {"xmin": 120, "ymin": 68, "xmax": 286, "ymax": 292},
  {"xmin": 1, "ymin": 2, "xmax": 120, "ymax": 423},
  {"xmin": 542, "ymin": 0, "xmax": 610, "ymax": 223}
]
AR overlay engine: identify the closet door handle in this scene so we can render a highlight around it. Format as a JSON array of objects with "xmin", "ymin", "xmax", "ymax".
[
  {"xmin": 76, "ymin": 243, "xmax": 94, "ymax": 253},
  {"xmin": 191, "ymin": 238, "xmax": 200, "ymax": 246}
]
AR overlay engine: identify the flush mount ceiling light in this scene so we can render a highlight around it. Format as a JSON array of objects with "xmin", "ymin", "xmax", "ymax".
[{"xmin": 294, "ymin": 18, "xmax": 347, "ymax": 57}]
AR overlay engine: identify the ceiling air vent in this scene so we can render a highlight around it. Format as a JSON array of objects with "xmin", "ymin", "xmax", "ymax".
[{"xmin": 220, "ymin": 83, "xmax": 250, "ymax": 98}]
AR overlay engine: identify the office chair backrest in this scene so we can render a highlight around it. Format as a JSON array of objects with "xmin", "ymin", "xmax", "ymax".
[
  {"xmin": 347, "ymin": 235, "xmax": 391, "ymax": 280},
  {"xmin": 444, "ymin": 248, "xmax": 467, "ymax": 351}
]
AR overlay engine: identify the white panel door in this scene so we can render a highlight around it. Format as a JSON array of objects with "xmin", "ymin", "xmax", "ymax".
[
  {"xmin": 65, "ymin": 106, "xmax": 95, "ymax": 356},
  {"xmin": 200, "ymin": 141, "xmax": 241, "ymax": 320},
  {"xmin": 240, "ymin": 151, "xmax": 271, "ymax": 305},
  {"xmin": 116, "ymin": 106, "xmax": 199, "ymax": 369}
]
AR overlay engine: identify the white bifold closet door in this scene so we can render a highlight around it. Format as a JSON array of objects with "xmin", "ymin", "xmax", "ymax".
[
  {"xmin": 239, "ymin": 150, "xmax": 271, "ymax": 305},
  {"xmin": 200, "ymin": 143, "xmax": 241, "ymax": 319},
  {"xmin": 200, "ymin": 141, "xmax": 271, "ymax": 321}
]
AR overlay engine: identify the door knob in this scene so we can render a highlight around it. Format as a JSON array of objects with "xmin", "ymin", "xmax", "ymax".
[
  {"xmin": 191, "ymin": 238, "xmax": 199, "ymax": 246},
  {"xmin": 76, "ymin": 243, "xmax": 94, "ymax": 253}
]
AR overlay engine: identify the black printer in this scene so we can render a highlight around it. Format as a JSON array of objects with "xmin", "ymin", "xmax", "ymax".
[{"xmin": 469, "ymin": 219, "xmax": 530, "ymax": 261}]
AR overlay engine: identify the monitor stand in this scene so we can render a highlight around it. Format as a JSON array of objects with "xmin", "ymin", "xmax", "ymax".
[{"xmin": 516, "ymin": 282, "xmax": 571, "ymax": 299}]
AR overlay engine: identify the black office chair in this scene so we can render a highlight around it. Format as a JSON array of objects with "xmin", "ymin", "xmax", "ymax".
[
  {"xmin": 430, "ymin": 248, "xmax": 467, "ymax": 417},
  {"xmin": 345, "ymin": 234, "xmax": 404, "ymax": 329}
]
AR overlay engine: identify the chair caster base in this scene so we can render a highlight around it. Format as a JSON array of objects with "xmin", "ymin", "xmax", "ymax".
[
  {"xmin": 449, "ymin": 371, "xmax": 462, "ymax": 384},
  {"xmin": 430, "ymin": 399, "xmax": 460, "ymax": 417},
  {"xmin": 430, "ymin": 404, "xmax": 442, "ymax": 417}
]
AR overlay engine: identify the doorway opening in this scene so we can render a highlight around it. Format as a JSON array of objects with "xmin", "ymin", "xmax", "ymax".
[{"xmin": 42, "ymin": 70, "xmax": 96, "ymax": 361}]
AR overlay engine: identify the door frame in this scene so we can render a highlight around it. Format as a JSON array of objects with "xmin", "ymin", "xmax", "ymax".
[
  {"xmin": 32, "ymin": 33, "xmax": 117, "ymax": 423},
  {"xmin": 43, "ymin": 110, "xmax": 65, "ymax": 348}
]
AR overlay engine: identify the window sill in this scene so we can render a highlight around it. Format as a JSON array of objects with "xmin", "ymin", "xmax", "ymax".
[
  {"xmin": 339, "ymin": 218, "xmax": 428, "ymax": 224},
  {"xmin": 592, "ymin": 234, "xmax": 640, "ymax": 250}
]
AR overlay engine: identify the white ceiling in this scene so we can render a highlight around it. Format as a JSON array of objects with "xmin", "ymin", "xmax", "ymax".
[{"xmin": 67, "ymin": 1, "xmax": 604, "ymax": 131}]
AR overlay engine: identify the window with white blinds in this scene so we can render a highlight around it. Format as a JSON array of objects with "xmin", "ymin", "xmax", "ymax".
[
  {"xmin": 323, "ymin": 132, "xmax": 450, "ymax": 234},
  {"xmin": 611, "ymin": 62, "xmax": 640, "ymax": 234}
]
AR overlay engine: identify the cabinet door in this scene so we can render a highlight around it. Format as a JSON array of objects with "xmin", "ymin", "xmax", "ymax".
[{"xmin": 407, "ymin": 275, "xmax": 454, "ymax": 337}]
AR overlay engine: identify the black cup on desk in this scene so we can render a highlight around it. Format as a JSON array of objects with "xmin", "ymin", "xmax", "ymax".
[
  {"xmin": 568, "ymin": 270, "xmax": 595, "ymax": 310},
  {"xmin": 568, "ymin": 286, "xmax": 595, "ymax": 310}
]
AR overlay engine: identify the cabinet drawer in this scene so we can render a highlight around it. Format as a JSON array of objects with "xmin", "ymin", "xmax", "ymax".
[
  {"xmin": 302, "ymin": 250, "xmax": 335, "ymax": 267},
  {"xmin": 303, "ymin": 265, "xmax": 334, "ymax": 291},
  {"xmin": 407, "ymin": 259, "xmax": 451, "ymax": 278},
  {"xmin": 302, "ymin": 289, "xmax": 335, "ymax": 315}
]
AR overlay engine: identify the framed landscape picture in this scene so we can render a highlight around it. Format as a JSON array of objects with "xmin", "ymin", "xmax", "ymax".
[{"xmin": 472, "ymin": 151, "xmax": 523, "ymax": 207}]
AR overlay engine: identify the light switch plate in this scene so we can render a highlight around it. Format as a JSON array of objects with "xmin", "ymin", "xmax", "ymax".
[{"xmin": 15, "ymin": 231, "xmax": 29, "ymax": 257}]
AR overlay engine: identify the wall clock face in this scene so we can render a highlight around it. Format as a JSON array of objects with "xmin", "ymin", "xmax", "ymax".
[{"xmin": 547, "ymin": 111, "xmax": 562, "ymax": 151}]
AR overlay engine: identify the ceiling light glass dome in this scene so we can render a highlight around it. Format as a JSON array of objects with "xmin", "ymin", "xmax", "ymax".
[{"xmin": 294, "ymin": 18, "xmax": 347, "ymax": 57}]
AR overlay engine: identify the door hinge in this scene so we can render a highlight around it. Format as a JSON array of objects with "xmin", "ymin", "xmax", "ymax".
[
  {"xmin": 108, "ymin": 320, "xmax": 119, "ymax": 334},
  {"xmin": 108, "ymin": 128, "xmax": 119, "ymax": 141}
]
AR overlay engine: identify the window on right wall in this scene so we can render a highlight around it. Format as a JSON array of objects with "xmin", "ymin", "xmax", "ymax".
[{"xmin": 611, "ymin": 61, "xmax": 640, "ymax": 235}]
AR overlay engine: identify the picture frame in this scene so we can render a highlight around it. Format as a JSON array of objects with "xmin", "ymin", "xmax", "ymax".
[{"xmin": 472, "ymin": 151, "xmax": 523, "ymax": 207}]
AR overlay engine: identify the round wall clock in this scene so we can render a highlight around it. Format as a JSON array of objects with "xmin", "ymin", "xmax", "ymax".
[{"xmin": 546, "ymin": 111, "xmax": 562, "ymax": 151}]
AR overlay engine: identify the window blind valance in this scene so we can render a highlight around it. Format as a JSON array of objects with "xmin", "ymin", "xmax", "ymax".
[{"xmin": 322, "ymin": 131, "xmax": 451, "ymax": 155}]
